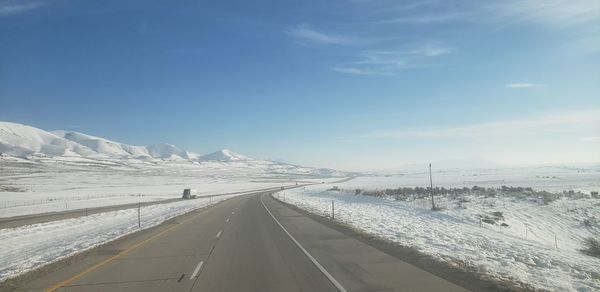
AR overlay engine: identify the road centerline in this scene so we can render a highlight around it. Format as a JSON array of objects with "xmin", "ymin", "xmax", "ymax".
[{"xmin": 189, "ymin": 261, "xmax": 204, "ymax": 280}]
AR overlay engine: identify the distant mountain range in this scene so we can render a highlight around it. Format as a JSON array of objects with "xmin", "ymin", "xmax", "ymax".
[
  {"xmin": 0, "ymin": 121, "xmax": 348, "ymax": 177},
  {"xmin": 0, "ymin": 121, "xmax": 196, "ymax": 160}
]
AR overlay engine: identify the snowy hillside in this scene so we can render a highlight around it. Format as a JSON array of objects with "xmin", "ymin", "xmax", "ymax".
[
  {"xmin": 201, "ymin": 149, "xmax": 249, "ymax": 161},
  {"xmin": 53, "ymin": 131, "xmax": 202, "ymax": 160},
  {"xmin": 0, "ymin": 122, "xmax": 98, "ymax": 157},
  {"xmin": 52, "ymin": 130, "xmax": 151, "ymax": 158},
  {"xmin": 146, "ymin": 143, "xmax": 193, "ymax": 160}
]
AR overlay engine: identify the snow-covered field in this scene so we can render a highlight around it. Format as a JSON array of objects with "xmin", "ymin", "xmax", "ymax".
[
  {"xmin": 0, "ymin": 192, "xmax": 246, "ymax": 282},
  {"xmin": 277, "ymin": 167, "xmax": 600, "ymax": 292},
  {"xmin": 349, "ymin": 166, "xmax": 600, "ymax": 193},
  {"xmin": 0, "ymin": 155, "xmax": 341, "ymax": 218}
]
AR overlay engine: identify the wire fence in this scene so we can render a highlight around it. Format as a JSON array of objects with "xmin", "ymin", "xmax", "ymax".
[{"xmin": 0, "ymin": 194, "xmax": 156, "ymax": 209}]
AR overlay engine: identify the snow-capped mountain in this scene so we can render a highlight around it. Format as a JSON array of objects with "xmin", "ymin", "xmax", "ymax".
[
  {"xmin": 0, "ymin": 122, "xmax": 98, "ymax": 157},
  {"xmin": 201, "ymin": 149, "xmax": 249, "ymax": 162},
  {"xmin": 146, "ymin": 143, "xmax": 197, "ymax": 160},
  {"xmin": 52, "ymin": 130, "xmax": 151, "ymax": 159},
  {"xmin": 0, "ymin": 121, "xmax": 348, "ymax": 177}
]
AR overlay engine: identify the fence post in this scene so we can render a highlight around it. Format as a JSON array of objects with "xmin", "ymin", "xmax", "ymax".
[
  {"xmin": 429, "ymin": 163, "xmax": 436, "ymax": 210},
  {"xmin": 555, "ymin": 234, "xmax": 558, "ymax": 249},
  {"xmin": 331, "ymin": 200, "xmax": 335, "ymax": 220},
  {"xmin": 138, "ymin": 202, "xmax": 141, "ymax": 228}
]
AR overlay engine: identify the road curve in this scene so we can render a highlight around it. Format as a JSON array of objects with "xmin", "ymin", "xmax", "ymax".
[{"xmin": 10, "ymin": 191, "xmax": 469, "ymax": 292}]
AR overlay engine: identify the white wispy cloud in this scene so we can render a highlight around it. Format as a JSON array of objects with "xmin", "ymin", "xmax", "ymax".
[
  {"xmin": 0, "ymin": 0, "xmax": 46, "ymax": 16},
  {"xmin": 330, "ymin": 66, "xmax": 394, "ymax": 76},
  {"xmin": 287, "ymin": 25, "xmax": 366, "ymax": 46},
  {"xmin": 506, "ymin": 83, "xmax": 547, "ymax": 89},
  {"xmin": 378, "ymin": 11, "xmax": 473, "ymax": 25},
  {"xmin": 375, "ymin": 0, "xmax": 600, "ymax": 27},
  {"xmin": 286, "ymin": 25, "xmax": 452, "ymax": 75},
  {"xmin": 488, "ymin": 0, "xmax": 600, "ymax": 26},
  {"xmin": 331, "ymin": 42, "xmax": 452, "ymax": 75},
  {"xmin": 362, "ymin": 109, "xmax": 600, "ymax": 139}
]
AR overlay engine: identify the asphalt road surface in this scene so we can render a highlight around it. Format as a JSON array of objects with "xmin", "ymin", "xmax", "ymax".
[{"xmin": 12, "ymin": 192, "xmax": 469, "ymax": 292}]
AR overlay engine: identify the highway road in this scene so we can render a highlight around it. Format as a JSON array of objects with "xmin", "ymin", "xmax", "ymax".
[
  {"xmin": 0, "ymin": 186, "xmax": 294, "ymax": 230},
  {"xmin": 11, "ymin": 191, "xmax": 469, "ymax": 292}
]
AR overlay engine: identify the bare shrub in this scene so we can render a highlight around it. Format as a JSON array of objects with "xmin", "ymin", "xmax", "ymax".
[
  {"xmin": 581, "ymin": 237, "xmax": 600, "ymax": 258},
  {"xmin": 482, "ymin": 218, "xmax": 496, "ymax": 225},
  {"xmin": 540, "ymin": 191, "xmax": 560, "ymax": 204},
  {"xmin": 356, "ymin": 185, "xmax": 586, "ymax": 205}
]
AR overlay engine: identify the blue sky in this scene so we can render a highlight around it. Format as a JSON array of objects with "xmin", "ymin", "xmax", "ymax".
[{"xmin": 1, "ymin": 0, "xmax": 599, "ymax": 170}]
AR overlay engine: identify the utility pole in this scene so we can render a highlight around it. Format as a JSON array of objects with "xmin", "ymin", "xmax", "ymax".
[
  {"xmin": 429, "ymin": 163, "xmax": 436, "ymax": 210},
  {"xmin": 138, "ymin": 202, "xmax": 141, "ymax": 228}
]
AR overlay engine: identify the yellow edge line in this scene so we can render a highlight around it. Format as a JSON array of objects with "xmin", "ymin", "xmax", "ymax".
[{"xmin": 46, "ymin": 211, "xmax": 203, "ymax": 292}]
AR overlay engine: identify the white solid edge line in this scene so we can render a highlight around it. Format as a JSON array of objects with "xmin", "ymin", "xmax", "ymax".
[
  {"xmin": 190, "ymin": 261, "xmax": 204, "ymax": 280},
  {"xmin": 260, "ymin": 194, "xmax": 348, "ymax": 292}
]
